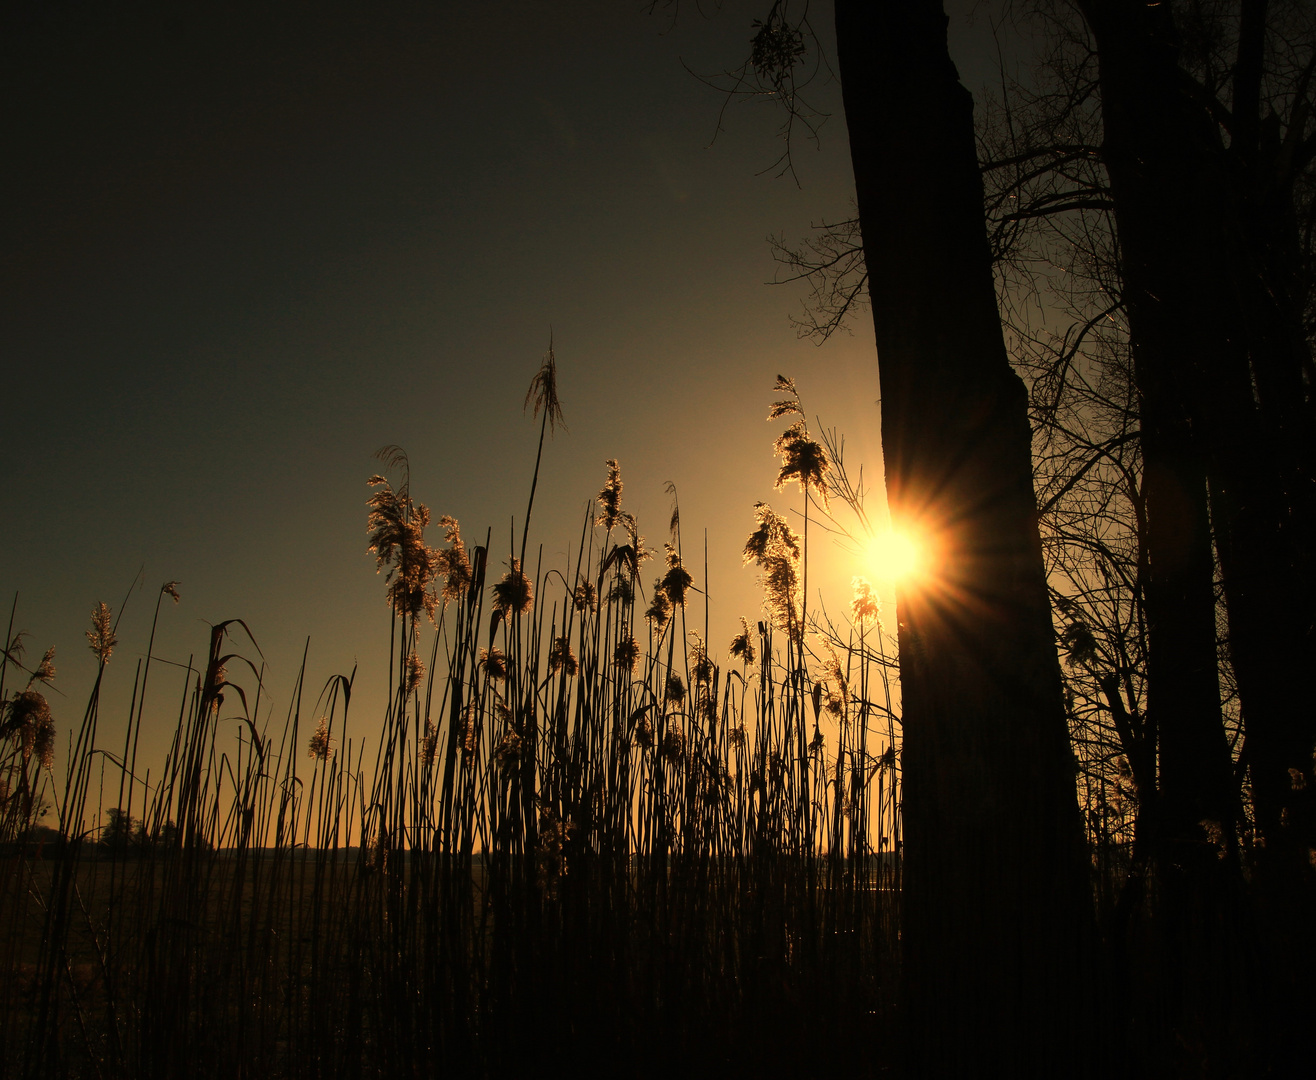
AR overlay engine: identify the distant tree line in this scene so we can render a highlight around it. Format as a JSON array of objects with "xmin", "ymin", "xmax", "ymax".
[{"xmin": 98, "ymin": 808, "xmax": 182, "ymax": 851}]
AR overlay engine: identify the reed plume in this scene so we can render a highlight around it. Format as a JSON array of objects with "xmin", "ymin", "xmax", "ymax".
[{"xmin": 85, "ymin": 602, "xmax": 117, "ymax": 663}]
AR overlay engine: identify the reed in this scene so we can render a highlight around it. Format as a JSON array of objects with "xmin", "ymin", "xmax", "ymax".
[{"xmin": 0, "ymin": 368, "xmax": 905, "ymax": 1079}]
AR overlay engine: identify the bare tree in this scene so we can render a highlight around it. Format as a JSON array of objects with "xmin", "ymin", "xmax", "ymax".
[
  {"xmin": 832, "ymin": 2, "xmax": 1093, "ymax": 1071},
  {"xmin": 1077, "ymin": 0, "xmax": 1316, "ymax": 881}
]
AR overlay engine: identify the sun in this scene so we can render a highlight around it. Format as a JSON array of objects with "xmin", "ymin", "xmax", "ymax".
[{"xmin": 866, "ymin": 529, "xmax": 925, "ymax": 583}]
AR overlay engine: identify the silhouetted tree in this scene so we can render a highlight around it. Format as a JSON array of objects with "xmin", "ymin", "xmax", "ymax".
[
  {"xmin": 977, "ymin": 0, "xmax": 1242, "ymax": 887},
  {"xmin": 832, "ymin": 2, "xmax": 1092, "ymax": 1072},
  {"xmin": 679, "ymin": 0, "xmax": 1315, "ymax": 1068},
  {"xmin": 1077, "ymin": 0, "xmax": 1316, "ymax": 880},
  {"xmin": 100, "ymin": 806, "xmax": 134, "ymax": 849},
  {"xmin": 1075, "ymin": 1, "xmax": 1315, "ymax": 1068}
]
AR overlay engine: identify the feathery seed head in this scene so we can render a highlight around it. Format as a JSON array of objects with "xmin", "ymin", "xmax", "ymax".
[
  {"xmin": 12, "ymin": 690, "xmax": 55, "ymax": 769},
  {"xmin": 404, "ymin": 652, "xmax": 426, "ymax": 695},
  {"xmin": 367, "ymin": 465, "xmax": 443, "ymax": 621},
  {"xmin": 494, "ymin": 728, "xmax": 522, "ymax": 767},
  {"xmin": 729, "ymin": 617, "xmax": 757, "ymax": 665},
  {"xmin": 459, "ymin": 706, "xmax": 477, "ymax": 754},
  {"xmin": 660, "ymin": 544, "xmax": 693, "ymax": 608},
  {"xmin": 613, "ymin": 633, "xmax": 640, "ymax": 674},
  {"xmin": 773, "ymin": 419, "xmax": 830, "ymax": 506},
  {"xmin": 573, "ymin": 576, "xmax": 598, "ymax": 614},
  {"xmin": 850, "ymin": 576, "xmax": 881, "ymax": 625},
  {"xmin": 645, "ymin": 583, "xmax": 673, "ymax": 633},
  {"xmin": 86, "ymin": 603, "xmax": 117, "ymax": 664},
  {"xmin": 664, "ymin": 672, "xmax": 686, "ymax": 706},
  {"xmin": 696, "ymin": 683, "xmax": 716, "ymax": 722},
  {"xmin": 525, "ymin": 342, "xmax": 566, "ymax": 435},
  {"xmin": 596, "ymin": 459, "xmax": 624, "ymax": 531},
  {"xmin": 548, "ymin": 636, "xmax": 577, "ymax": 677},
  {"xmin": 33, "ymin": 648, "xmax": 56, "ymax": 685},
  {"xmin": 4, "ymin": 632, "xmax": 26, "ymax": 667},
  {"xmin": 635, "ymin": 712, "xmax": 654, "ymax": 749},
  {"xmin": 819, "ymin": 679, "xmax": 845, "ymax": 719},
  {"xmin": 492, "ymin": 559, "xmax": 534, "ymax": 618},
  {"xmin": 768, "ymin": 398, "xmax": 803, "ymax": 421},
  {"xmin": 36, "ymin": 719, "xmax": 55, "ymax": 770},
  {"xmin": 742, "ymin": 502, "xmax": 799, "ymax": 564},
  {"xmin": 812, "ymin": 643, "xmax": 848, "ymax": 719},
  {"xmin": 421, "ymin": 719, "xmax": 439, "ymax": 766},
  {"xmin": 307, "ymin": 717, "xmax": 334, "ymax": 762},
  {"xmin": 479, "ymin": 647, "xmax": 508, "ymax": 682},
  {"xmin": 742, "ymin": 504, "xmax": 802, "ymax": 637},
  {"xmin": 661, "ymin": 728, "xmax": 685, "ymax": 763},
  {"xmin": 604, "ymin": 526, "xmax": 651, "ymax": 584},
  {"xmin": 435, "ymin": 516, "xmax": 473, "ymax": 605},
  {"xmin": 688, "ymin": 634, "xmax": 713, "ymax": 685}
]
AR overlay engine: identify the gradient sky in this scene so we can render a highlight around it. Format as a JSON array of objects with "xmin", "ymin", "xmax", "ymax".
[{"xmin": 3, "ymin": 1, "xmax": 1007, "ymax": 791}]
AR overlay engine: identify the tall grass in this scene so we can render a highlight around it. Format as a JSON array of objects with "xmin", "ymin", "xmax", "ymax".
[{"xmin": 1, "ymin": 369, "xmax": 905, "ymax": 1078}]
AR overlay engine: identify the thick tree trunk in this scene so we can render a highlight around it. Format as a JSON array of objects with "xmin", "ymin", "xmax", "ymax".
[
  {"xmin": 1080, "ymin": 0, "xmax": 1316, "ymax": 873},
  {"xmin": 1118, "ymin": 307, "xmax": 1246, "ymax": 1071},
  {"xmin": 1079, "ymin": 0, "xmax": 1315, "ymax": 1069},
  {"xmin": 1069, "ymin": 1, "xmax": 1238, "ymax": 867},
  {"xmin": 1133, "ymin": 341, "xmax": 1236, "ymax": 849},
  {"xmin": 834, "ymin": 2, "xmax": 1091, "ymax": 1073}
]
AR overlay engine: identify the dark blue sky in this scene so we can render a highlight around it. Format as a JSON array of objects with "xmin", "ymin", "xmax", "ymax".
[{"xmin": 2, "ymin": 1, "xmax": 1003, "ymax": 783}]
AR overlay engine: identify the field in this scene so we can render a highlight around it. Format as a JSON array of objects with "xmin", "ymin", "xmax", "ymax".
[
  {"xmin": 3, "ymin": 847, "xmax": 902, "ymax": 1078},
  {"xmin": 2, "ymin": 371, "xmax": 915, "ymax": 1077},
  {"xmin": 9, "ymin": 362, "xmax": 1277, "ymax": 1077}
]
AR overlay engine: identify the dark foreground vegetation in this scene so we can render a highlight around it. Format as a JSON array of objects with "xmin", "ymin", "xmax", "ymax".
[
  {"xmin": 2, "ymin": 355, "xmax": 1312, "ymax": 1078},
  {"xmin": 3, "ymin": 370, "xmax": 911, "ymax": 1078},
  {"xmin": 6, "ymin": 0, "xmax": 1316, "ymax": 1072}
]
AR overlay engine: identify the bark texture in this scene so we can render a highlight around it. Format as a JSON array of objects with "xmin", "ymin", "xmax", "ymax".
[{"xmin": 834, "ymin": 2, "xmax": 1091, "ymax": 1073}]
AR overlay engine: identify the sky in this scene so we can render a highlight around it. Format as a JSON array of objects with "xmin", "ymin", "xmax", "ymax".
[{"xmin": 2, "ymin": 1, "xmax": 1010, "ymax": 798}]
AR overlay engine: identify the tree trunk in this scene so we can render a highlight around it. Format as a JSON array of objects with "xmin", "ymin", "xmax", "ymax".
[
  {"xmin": 1132, "ymin": 335, "xmax": 1236, "ymax": 851},
  {"xmin": 1116, "ymin": 301, "xmax": 1245, "ymax": 1071},
  {"xmin": 1079, "ymin": 0, "xmax": 1316, "ymax": 874},
  {"xmin": 834, "ymin": 2, "xmax": 1092, "ymax": 1073},
  {"xmin": 1079, "ymin": 0, "xmax": 1315, "ymax": 1069}
]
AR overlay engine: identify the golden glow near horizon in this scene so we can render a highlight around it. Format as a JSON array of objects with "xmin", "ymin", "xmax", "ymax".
[{"xmin": 865, "ymin": 528, "xmax": 926, "ymax": 584}]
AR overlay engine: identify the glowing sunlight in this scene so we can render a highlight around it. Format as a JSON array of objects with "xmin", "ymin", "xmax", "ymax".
[{"xmin": 866, "ymin": 528, "xmax": 926, "ymax": 584}]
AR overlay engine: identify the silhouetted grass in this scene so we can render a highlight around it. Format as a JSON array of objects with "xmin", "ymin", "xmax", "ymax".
[{"xmin": 1, "ymin": 365, "xmax": 906, "ymax": 1078}]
